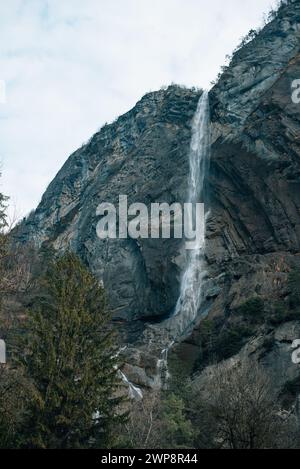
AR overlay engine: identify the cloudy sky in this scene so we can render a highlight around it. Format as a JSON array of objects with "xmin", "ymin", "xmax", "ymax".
[{"xmin": 0, "ymin": 0, "xmax": 278, "ymax": 220}]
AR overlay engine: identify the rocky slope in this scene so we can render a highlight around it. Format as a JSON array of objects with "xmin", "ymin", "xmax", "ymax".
[{"xmin": 14, "ymin": 0, "xmax": 300, "ymax": 400}]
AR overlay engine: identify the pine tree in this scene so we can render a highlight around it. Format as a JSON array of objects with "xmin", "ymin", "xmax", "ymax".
[
  {"xmin": 159, "ymin": 393, "xmax": 194, "ymax": 449},
  {"xmin": 18, "ymin": 252, "xmax": 124, "ymax": 449}
]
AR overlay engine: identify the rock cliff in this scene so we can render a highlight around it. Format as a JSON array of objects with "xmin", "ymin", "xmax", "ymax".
[
  {"xmin": 16, "ymin": 86, "xmax": 201, "ymax": 344},
  {"xmin": 14, "ymin": 0, "xmax": 300, "ymax": 401}
]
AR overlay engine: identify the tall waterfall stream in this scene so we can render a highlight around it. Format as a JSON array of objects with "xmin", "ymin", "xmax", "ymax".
[
  {"xmin": 121, "ymin": 91, "xmax": 211, "ymax": 397},
  {"xmin": 158, "ymin": 91, "xmax": 211, "ymax": 387}
]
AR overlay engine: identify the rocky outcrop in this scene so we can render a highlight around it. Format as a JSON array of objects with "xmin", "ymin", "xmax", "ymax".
[{"xmin": 211, "ymin": 0, "xmax": 300, "ymax": 133}]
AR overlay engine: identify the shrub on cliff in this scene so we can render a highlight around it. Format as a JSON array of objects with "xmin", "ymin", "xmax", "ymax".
[
  {"xmin": 193, "ymin": 319, "xmax": 253, "ymax": 371},
  {"xmin": 235, "ymin": 297, "xmax": 265, "ymax": 324}
]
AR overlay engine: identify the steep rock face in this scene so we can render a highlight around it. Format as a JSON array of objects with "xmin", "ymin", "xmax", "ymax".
[
  {"xmin": 211, "ymin": 0, "xmax": 300, "ymax": 133},
  {"xmin": 16, "ymin": 86, "xmax": 201, "ymax": 340},
  {"xmin": 205, "ymin": 0, "xmax": 300, "ymax": 323},
  {"xmin": 14, "ymin": 1, "xmax": 300, "ymax": 391},
  {"xmin": 178, "ymin": 0, "xmax": 300, "ymax": 404}
]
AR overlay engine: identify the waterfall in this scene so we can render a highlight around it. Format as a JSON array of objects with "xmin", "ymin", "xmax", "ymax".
[
  {"xmin": 173, "ymin": 90, "xmax": 210, "ymax": 332},
  {"xmin": 113, "ymin": 346, "xmax": 143, "ymax": 400},
  {"xmin": 156, "ymin": 341, "xmax": 174, "ymax": 389},
  {"xmin": 117, "ymin": 370, "xmax": 143, "ymax": 400},
  {"xmin": 121, "ymin": 91, "xmax": 211, "ymax": 394},
  {"xmin": 155, "ymin": 91, "xmax": 210, "ymax": 385}
]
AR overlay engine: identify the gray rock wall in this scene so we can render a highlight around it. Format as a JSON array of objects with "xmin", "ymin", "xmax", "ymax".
[{"xmin": 13, "ymin": 0, "xmax": 300, "ymax": 395}]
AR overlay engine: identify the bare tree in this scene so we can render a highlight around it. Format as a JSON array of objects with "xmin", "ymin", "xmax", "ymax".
[
  {"xmin": 191, "ymin": 359, "xmax": 299, "ymax": 449},
  {"xmin": 124, "ymin": 389, "xmax": 194, "ymax": 449},
  {"xmin": 124, "ymin": 391, "xmax": 163, "ymax": 448}
]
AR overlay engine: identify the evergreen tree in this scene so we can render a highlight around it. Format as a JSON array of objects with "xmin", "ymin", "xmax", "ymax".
[
  {"xmin": 0, "ymin": 366, "xmax": 34, "ymax": 448},
  {"xmin": 160, "ymin": 393, "xmax": 194, "ymax": 449},
  {"xmin": 18, "ymin": 252, "xmax": 124, "ymax": 449}
]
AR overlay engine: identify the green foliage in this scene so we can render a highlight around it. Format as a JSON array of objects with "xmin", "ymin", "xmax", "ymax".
[
  {"xmin": 0, "ymin": 367, "xmax": 34, "ymax": 449},
  {"xmin": 215, "ymin": 325, "xmax": 252, "ymax": 360},
  {"xmin": 17, "ymin": 252, "xmax": 124, "ymax": 448},
  {"xmin": 201, "ymin": 298, "xmax": 265, "ymax": 363},
  {"xmin": 235, "ymin": 297, "xmax": 265, "ymax": 324},
  {"xmin": 123, "ymin": 388, "xmax": 194, "ymax": 449},
  {"xmin": 159, "ymin": 393, "xmax": 194, "ymax": 449},
  {"xmin": 198, "ymin": 319, "xmax": 215, "ymax": 353},
  {"xmin": 266, "ymin": 300, "xmax": 299, "ymax": 326},
  {"xmin": 267, "ymin": 301, "xmax": 287, "ymax": 325},
  {"xmin": 0, "ymin": 178, "xmax": 26, "ymax": 450},
  {"xmin": 168, "ymin": 354, "xmax": 193, "ymax": 401},
  {"xmin": 194, "ymin": 318, "xmax": 253, "ymax": 372}
]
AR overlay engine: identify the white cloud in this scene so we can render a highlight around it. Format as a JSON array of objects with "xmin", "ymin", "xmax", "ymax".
[{"xmin": 0, "ymin": 0, "xmax": 278, "ymax": 220}]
